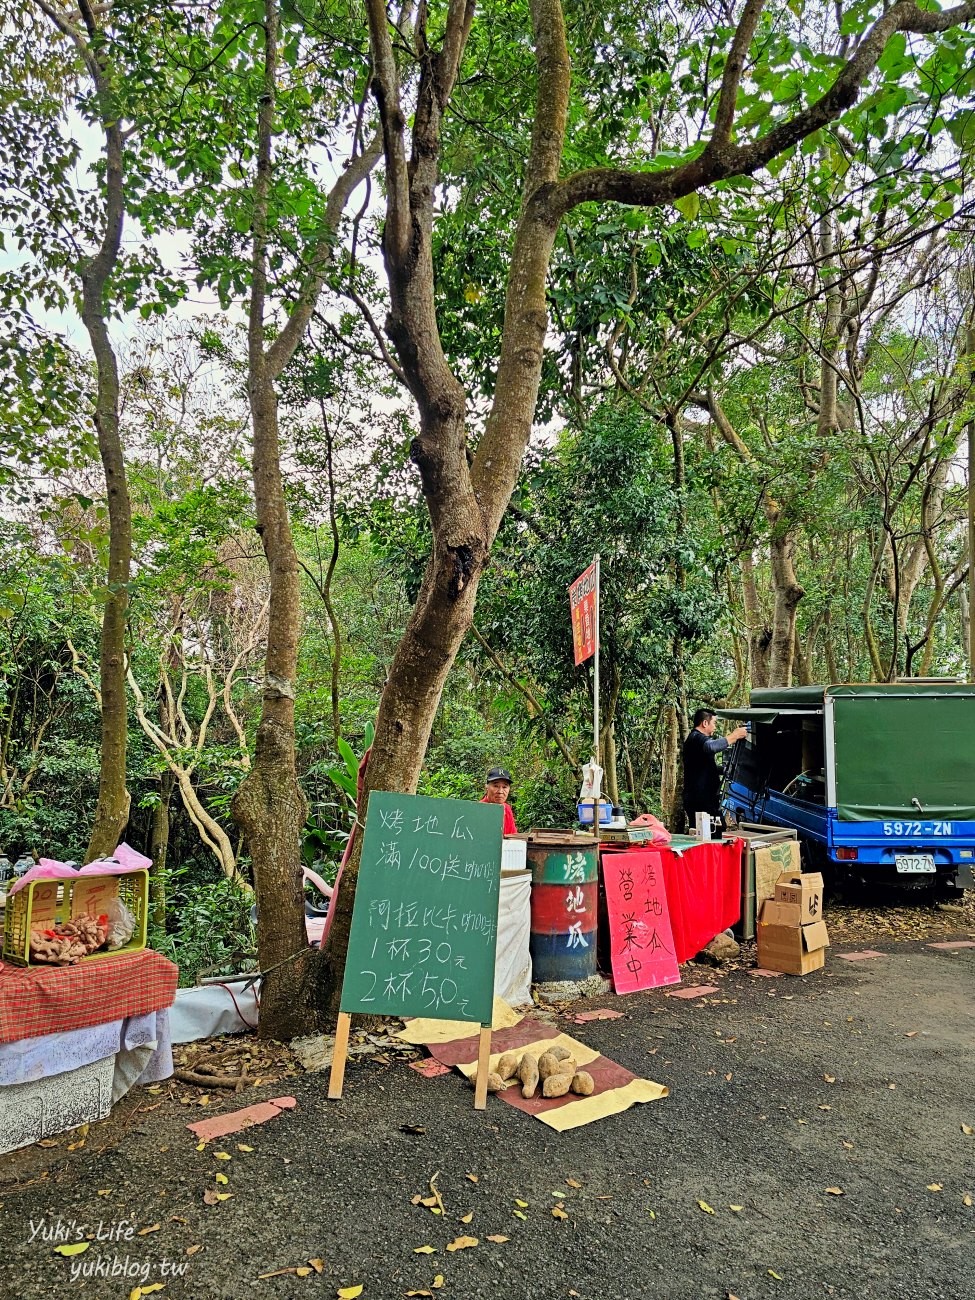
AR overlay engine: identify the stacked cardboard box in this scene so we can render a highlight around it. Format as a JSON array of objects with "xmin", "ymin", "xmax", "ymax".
[{"xmin": 756, "ymin": 870, "xmax": 829, "ymax": 974}]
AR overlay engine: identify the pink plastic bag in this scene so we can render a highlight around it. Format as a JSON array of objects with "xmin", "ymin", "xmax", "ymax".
[{"xmin": 627, "ymin": 813, "xmax": 672, "ymax": 846}]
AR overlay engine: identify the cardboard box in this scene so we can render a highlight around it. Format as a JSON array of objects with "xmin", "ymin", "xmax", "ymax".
[
  {"xmin": 774, "ymin": 870, "xmax": 824, "ymax": 923},
  {"xmin": 757, "ymin": 894, "xmax": 830, "ymax": 975}
]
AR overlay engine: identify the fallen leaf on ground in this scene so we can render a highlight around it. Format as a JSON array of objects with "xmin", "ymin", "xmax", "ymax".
[
  {"xmin": 512, "ymin": 1210, "xmax": 527, "ymax": 1220},
  {"xmin": 818, "ymin": 1105, "xmax": 832, "ymax": 1111},
  {"xmin": 237, "ymin": 1143, "xmax": 254, "ymax": 1152},
  {"xmin": 195, "ymin": 1142, "xmax": 206, "ymax": 1152},
  {"xmin": 296, "ymin": 1268, "xmax": 313, "ymax": 1277},
  {"xmin": 258, "ymin": 1268, "xmax": 297, "ymax": 1279},
  {"xmin": 460, "ymin": 1211, "xmax": 474, "ymax": 1224},
  {"xmin": 445, "ymin": 1236, "xmax": 478, "ymax": 1252},
  {"xmin": 647, "ymin": 1209, "xmax": 656, "ymax": 1220},
  {"xmin": 905, "ymin": 1031, "xmax": 917, "ymax": 1038},
  {"xmin": 433, "ymin": 1279, "xmax": 444, "ymax": 1291},
  {"xmin": 824, "ymin": 1074, "xmax": 836, "ymax": 1083},
  {"xmin": 768, "ymin": 1270, "xmax": 784, "ymax": 1280},
  {"xmin": 53, "ymin": 1243, "xmax": 89, "ymax": 1257},
  {"xmin": 927, "ymin": 1184, "xmax": 943, "ymax": 1192},
  {"xmin": 729, "ymin": 1205, "xmax": 743, "ymax": 1212},
  {"xmin": 138, "ymin": 1223, "xmax": 161, "ymax": 1236},
  {"xmin": 566, "ymin": 1177, "xmax": 582, "ymax": 1188},
  {"xmin": 842, "ymin": 1141, "xmax": 855, "ymax": 1150},
  {"xmin": 214, "ymin": 1151, "xmax": 232, "ymax": 1161},
  {"xmin": 825, "ymin": 1188, "xmax": 844, "ymax": 1196},
  {"xmin": 465, "ymin": 1173, "xmax": 479, "ymax": 1183},
  {"xmin": 97, "ymin": 1190, "xmax": 112, "ymax": 1197},
  {"xmin": 202, "ymin": 1189, "xmax": 232, "ymax": 1205},
  {"xmin": 514, "ymin": 1198, "xmax": 529, "ymax": 1208},
  {"xmin": 552, "ymin": 1205, "xmax": 569, "ymax": 1220},
  {"xmin": 962, "ymin": 1124, "xmax": 973, "ymax": 1136},
  {"xmin": 963, "ymin": 1194, "xmax": 973, "ymax": 1207},
  {"xmin": 215, "ymin": 1173, "xmax": 229, "ymax": 1185},
  {"xmin": 309, "ymin": 1259, "xmax": 324, "ymax": 1273},
  {"xmin": 405, "ymin": 1291, "xmax": 432, "ymax": 1297},
  {"xmin": 186, "ymin": 1245, "xmax": 202, "ymax": 1257},
  {"xmin": 337, "ymin": 1288, "xmax": 364, "ymax": 1299},
  {"xmin": 413, "ymin": 1246, "xmax": 436, "ymax": 1254},
  {"xmin": 486, "ymin": 1235, "xmax": 509, "ymax": 1243},
  {"xmin": 697, "ymin": 1200, "xmax": 715, "ymax": 1214}
]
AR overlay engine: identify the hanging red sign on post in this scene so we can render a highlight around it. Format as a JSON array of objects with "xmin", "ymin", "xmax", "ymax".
[
  {"xmin": 568, "ymin": 561, "xmax": 598, "ymax": 665},
  {"xmin": 601, "ymin": 850, "xmax": 681, "ymax": 993}
]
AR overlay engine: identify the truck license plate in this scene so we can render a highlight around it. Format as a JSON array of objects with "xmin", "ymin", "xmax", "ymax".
[{"xmin": 895, "ymin": 855, "xmax": 935, "ymax": 874}]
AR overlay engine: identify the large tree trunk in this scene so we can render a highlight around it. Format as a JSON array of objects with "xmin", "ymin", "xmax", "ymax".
[
  {"xmin": 232, "ymin": 371, "xmax": 321, "ymax": 1039},
  {"xmin": 51, "ymin": 8, "xmax": 133, "ymax": 863}
]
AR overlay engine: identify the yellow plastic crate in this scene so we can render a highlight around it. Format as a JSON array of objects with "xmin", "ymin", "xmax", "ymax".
[{"xmin": 2, "ymin": 869, "xmax": 149, "ymax": 967}]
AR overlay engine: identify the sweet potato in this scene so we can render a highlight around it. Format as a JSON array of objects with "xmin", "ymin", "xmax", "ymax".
[
  {"xmin": 570, "ymin": 1071, "xmax": 595, "ymax": 1096},
  {"xmin": 517, "ymin": 1053, "xmax": 539, "ymax": 1099},
  {"xmin": 542, "ymin": 1072, "xmax": 572, "ymax": 1098},
  {"xmin": 537, "ymin": 1052, "xmax": 563, "ymax": 1080},
  {"xmin": 496, "ymin": 1051, "xmax": 520, "ymax": 1081}
]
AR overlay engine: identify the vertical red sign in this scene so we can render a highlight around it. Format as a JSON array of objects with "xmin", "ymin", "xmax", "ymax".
[
  {"xmin": 602, "ymin": 851, "xmax": 681, "ymax": 993},
  {"xmin": 568, "ymin": 562, "xmax": 598, "ymax": 665}
]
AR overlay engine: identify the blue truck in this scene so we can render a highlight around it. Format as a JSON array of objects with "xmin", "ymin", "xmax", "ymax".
[{"xmin": 716, "ymin": 683, "xmax": 975, "ymax": 893}]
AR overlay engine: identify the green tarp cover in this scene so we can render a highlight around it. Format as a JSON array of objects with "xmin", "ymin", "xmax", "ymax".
[{"xmin": 831, "ymin": 687, "xmax": 975, "ymax": 821}]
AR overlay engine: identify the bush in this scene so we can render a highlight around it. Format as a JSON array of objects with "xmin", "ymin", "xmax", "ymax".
[{"xmin": 148, "ymin": 864, "xmax": 255, "ymax": 988}]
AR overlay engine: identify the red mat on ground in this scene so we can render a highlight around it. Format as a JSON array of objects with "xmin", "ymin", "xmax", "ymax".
[
  {"xmin": 656, "ymin": 840, "xmax": 742, "ymax": 963},
  {"xmin": 0, "ymin": 949, "xmax": 179, "ymax": 1042},
  {"xmin": 425, "ymin": 1019, "xmax": 638, "ymax": 1118}
]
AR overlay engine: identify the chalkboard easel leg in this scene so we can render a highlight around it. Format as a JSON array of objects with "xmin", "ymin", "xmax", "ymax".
[
  {"xmin": 328, "ymin": 1012, "xmax": 352, "ymax": 1100},
  {"xmin": 473, "ymin": 1024, "xmax": 492, "ymax": 1111}
]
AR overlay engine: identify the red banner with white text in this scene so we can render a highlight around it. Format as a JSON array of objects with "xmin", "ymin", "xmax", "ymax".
[{"xmin": 568, "ymin": 561, "xmax": 598, "ymax": 665}]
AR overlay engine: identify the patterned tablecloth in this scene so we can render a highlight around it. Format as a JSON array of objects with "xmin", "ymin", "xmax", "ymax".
[{"xmin": 0, "ymin": 949, "xmax": 179, "ymax": 1043}]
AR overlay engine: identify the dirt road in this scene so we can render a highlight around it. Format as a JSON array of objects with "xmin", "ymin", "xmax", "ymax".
[{"xmin": 2, "ymin": 928, "xmax": 973, "ymax": 1300}]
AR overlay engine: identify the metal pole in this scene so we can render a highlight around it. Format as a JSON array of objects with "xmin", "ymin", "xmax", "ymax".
[{"xmin": 593, "ymin": 554, "xmax": 600, "ymax": 824}]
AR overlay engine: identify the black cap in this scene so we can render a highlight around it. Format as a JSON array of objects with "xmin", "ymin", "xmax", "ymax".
[{"xmin": 486, "ymin": 767, "xmax": 513, "ymax": 784}]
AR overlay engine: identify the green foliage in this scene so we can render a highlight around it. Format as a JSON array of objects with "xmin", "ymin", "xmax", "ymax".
[{"xmin": 148, "ymin": 862, "xmax": 255, "ymax": 988}]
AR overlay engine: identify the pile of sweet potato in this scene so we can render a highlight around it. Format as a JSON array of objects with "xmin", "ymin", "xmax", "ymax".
[{"xmin": 481, "ymin": 1045, "xmax": 595, "ymax": 1098}]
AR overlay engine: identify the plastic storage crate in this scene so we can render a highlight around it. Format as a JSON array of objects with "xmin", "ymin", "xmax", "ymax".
[{"xmin": 2, "ymin": 869, "xmax": 149, "ymax": 967}]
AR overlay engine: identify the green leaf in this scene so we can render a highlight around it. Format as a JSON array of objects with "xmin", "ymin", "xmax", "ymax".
[{"xmin": 674, "ymin": 193, "xmax": 700, "ymax": 222}]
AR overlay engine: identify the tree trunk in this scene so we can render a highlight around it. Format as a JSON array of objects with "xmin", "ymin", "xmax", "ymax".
[
  {"xmin": 65, "ymin": 16, "xmax": 131, "ymax": 863},
  {"xmin": 741, "ymin": 550, "xmax": 771, "ymax": 688},
  {"xmin": 659, "ymin": 704, "xmax": 680, "ymax": 828},
  {"xmin": 149, "ymin": 770, "xmax": 172, "ymax": 929},
  {"xmin": 768, "ymin": 527, "xmax": 804, "ymax": 687},
  {"xmin": 231, "ymin": 370, "xmax": 321, "ymax": 1039}
]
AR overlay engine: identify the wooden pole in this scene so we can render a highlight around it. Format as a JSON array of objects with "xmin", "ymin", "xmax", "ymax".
[
  {"xmin": 473, "ymin": 1024, "xmax": 492, "ymax": 1110},
  {"xmin": 328, "ymin": 1011, "xmax": 352, "ymax": 1099}
]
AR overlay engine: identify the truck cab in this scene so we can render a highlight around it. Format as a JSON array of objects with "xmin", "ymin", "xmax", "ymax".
[{"xmin": 717, "ymin": 684, "xmax": 975, "ymax": 892}]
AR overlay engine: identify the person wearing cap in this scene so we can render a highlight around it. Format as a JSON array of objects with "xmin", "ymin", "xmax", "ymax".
[{"xmin": 481, "ymin": 766, "xmax": 517, "ymax": 835}]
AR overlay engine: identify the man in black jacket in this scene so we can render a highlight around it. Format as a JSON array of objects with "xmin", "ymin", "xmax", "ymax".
[{"xmin": 682, "ymin": 708, "xmax": 748, "ymax": 831}]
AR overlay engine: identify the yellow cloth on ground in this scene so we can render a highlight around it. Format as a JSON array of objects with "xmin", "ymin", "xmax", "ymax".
[
  {"xmin": 394, "ymin": 997, "xmax": 522, "ymax": 1044},
  {"xmin": 538, "ymin": 1077, "xmax": 669, "ymax": 1131}
]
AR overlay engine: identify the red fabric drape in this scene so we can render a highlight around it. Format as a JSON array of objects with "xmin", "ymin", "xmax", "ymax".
[{"xmin": 656, "ymin": 839, "xmax": 742, "ymax": 963}]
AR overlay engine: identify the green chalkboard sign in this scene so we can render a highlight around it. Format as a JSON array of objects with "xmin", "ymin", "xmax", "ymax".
[{"xmin": 339, "ymin": 792, "xmax": 504, "ymax": 1025}]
